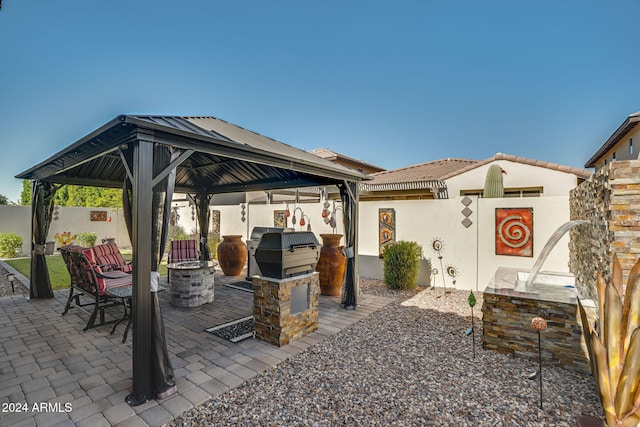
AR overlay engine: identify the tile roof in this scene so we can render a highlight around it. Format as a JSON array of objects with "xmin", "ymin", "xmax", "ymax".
[
  {"xmin": 366, "ymin": 153, "xmax": 591, "ymax": 186},
  {"xmin": 366, "ymin": 158, "xmax": 477, "ymax": 184}
]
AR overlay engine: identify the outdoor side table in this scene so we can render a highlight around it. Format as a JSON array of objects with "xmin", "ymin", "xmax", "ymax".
[{"xmin": 106, "ymin": 284, "xmax": 166, "ymax": 343}]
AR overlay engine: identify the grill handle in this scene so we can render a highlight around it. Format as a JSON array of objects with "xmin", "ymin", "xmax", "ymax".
[{"xmin": 288, "ymin": 243, "xmax": 318, "ymax": 252}]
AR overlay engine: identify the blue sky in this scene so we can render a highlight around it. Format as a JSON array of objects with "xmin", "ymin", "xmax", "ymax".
[{"xmin": 1, "ymin": 0, "xmax": 639, "ymax": 203}]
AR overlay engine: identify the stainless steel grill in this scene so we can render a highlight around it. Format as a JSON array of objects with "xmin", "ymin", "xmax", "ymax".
[
  {"xmin": 246, "ymin": 227, "xmax": 292, "ymax": 279},
  {"xmin": 254, "ymin": 231, "xmax": 320, "ymax": 279}
]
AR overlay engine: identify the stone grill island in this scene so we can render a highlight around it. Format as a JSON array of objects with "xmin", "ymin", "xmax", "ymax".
[
  {"xmin": 482, "ymin": 267, "xmax": 596, "ymax": 373},
  {"xmin": 252, "ymin": 231, "xmax": 321, "ymax": 347}
]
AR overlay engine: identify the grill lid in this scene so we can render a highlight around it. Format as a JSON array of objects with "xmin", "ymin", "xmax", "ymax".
[
  {"xmin": 257, "ymin": 231, "xmax": 319, "ymax": 250},
  {"xmin": 249, "ymin": 226, "xmax": 292, "ymax": 240}
]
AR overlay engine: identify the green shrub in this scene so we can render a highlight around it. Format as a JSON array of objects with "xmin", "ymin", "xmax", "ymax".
[
  {"xmin": 0, "ymin": 233, "xmax": 23, "ymax": 258},
  {"xmin": 383, "ymin": 240, "xmax": 422, "ymax": 290},
  {"xmin": 77, "ymin": 232, "xmax": 97, "ymax": 247},
  {"xmin": 168, "ymin": 225, "xmax": 189, "ymax": 242}
]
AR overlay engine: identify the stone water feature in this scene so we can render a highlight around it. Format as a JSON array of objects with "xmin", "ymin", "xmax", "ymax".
[{"xmin": 482, "ymin": 221, "xmax": 597, "ymax": 373}]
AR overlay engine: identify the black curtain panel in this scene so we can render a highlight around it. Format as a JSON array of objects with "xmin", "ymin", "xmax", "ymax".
[
  {"xmin": 149, "ymin": 144, "xmax": 180, "ymax": 398},
  {"xmin": 30, "ymin": 181, "xmax": 59, "ymax": 299},
  {"xmin": 121, "ymin": 143, "xmax": 178, "ymax": 398},
  {"xmin": 339, "ymin": 181, "xmax": 358, "ymax": 309}
]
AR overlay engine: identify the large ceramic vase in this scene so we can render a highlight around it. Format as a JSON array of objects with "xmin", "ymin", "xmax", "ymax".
[
  {"xmin": 217, "ymin": 235, "xmax": 247, "ymax": 276},
  {"xmin": 316, "ymin": 234, "xmax": 347, "ymax": 296}
]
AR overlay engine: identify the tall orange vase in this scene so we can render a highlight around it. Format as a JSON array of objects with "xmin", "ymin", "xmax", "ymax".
[
  {"xmin": 316, "ymin": 234, "xmax": 347, "ymax": 296},
  {"xmin": 217, "ymin": 235, "xmax": 247, "ymax": 276}
]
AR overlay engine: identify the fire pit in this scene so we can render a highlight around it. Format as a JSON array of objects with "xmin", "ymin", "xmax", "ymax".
[{"xmin": 167, "ymin": 260, "xmax": 215, "ymax": 307}]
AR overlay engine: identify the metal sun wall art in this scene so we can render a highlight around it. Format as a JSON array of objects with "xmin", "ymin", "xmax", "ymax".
[
  {"xmin": 378, "ymin": 208, "xmax": 395, "ymax": 258},
  {"xmin": 495, "ymin": 207, "xmax": 533, "ymax": 257}
]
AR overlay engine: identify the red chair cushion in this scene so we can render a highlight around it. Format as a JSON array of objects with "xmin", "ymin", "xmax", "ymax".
[{"xmin": 169, "ymin": 240, "xmax": 199, "ymax": 263}]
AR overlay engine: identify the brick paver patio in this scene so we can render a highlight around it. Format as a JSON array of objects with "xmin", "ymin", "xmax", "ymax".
[{"xmin": 0, "ymin": 266, "xmax": 393, "ymax": 426}]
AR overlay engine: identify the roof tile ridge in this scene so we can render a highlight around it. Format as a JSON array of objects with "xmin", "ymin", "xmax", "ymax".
[{"xmin": 491, "ymin": 152, "xmax": 592, "ymax": 177}]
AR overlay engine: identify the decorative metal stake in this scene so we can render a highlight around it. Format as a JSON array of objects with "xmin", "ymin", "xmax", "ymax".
[
  {"xmin": 431, "ymin": 239, "xmax": 446, "ymax": 295},
  {"xmin": 468, "ymin": 291, "xmax": 476, "ymax": 359},
  {"xmin": 531, "ymin": 316, "xmax": 547, "ymax": 409}
]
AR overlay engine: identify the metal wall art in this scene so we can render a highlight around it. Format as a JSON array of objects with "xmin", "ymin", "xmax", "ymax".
[
  {"xmin": 378, "ymin": 208, "xmax": 395, "ymax": 258},
  {"xmin": 90, "ymin": 210, "xmax": 107, "ymax": 221},
  {"xmin": 495, "ymin": 207, "xmax": 533, "ymax": 257}
]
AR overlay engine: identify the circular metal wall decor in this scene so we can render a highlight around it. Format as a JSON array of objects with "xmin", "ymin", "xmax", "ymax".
[{"xmin": 498, "ymin": 215, "xmax": 531, "ymax": 249}]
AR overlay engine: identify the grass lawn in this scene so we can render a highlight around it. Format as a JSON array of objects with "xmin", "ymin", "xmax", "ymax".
[{"xmin": 4, "ymin": 254, "xmax": 168, "ymax": 291}]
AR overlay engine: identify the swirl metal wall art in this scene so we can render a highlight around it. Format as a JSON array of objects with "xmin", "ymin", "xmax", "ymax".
[{"xmin": 495, "ymin": 207, "xmax": 533, "ymax": 257}]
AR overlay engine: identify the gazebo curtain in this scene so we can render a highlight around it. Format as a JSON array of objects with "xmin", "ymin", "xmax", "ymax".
[
  {"xmin": 122, "ymin": 144, "xmax": 178, "ymax": 398},
  {"xmin": 194, "ymin": 193, "xmax": 212, "ymax": 261},
  {"xmin": 339, "ymin": 181, "xmax": 359, "ymax": 309},
  {"xmin": 30, "ymin": 181, "xmax": 59, "ymax": 299}
]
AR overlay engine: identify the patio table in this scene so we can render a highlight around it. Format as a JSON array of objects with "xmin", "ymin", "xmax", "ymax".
[{"xmin": 106, "ymin": 284, "xmax": 166, "ymax": 343}]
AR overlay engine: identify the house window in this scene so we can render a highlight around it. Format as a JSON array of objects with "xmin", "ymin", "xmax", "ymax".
[
  {"xmin": 631, "ymin": 138, "xmax": 634, "ymax": 157},
  {"xmin": 613, "ymin": 152, "xmax": 616, "ymax": 162},
  {"xmin": 460, "ymin": 188, "xmax": 542, "ymax": 198}
]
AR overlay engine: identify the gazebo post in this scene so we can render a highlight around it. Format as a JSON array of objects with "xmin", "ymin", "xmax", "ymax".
[{"xmin": 127, "ymin": 139, "xmax": 154, "ymax": 405}]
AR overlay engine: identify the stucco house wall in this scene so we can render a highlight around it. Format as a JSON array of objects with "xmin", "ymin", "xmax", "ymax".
[
  {"xmin": 357, "ymin": 196, "xmax": 571, "ymax": 291},
  {"xmin": 445, "ymin": 159, "xmax": 583, "ymax": 197},
  {"xmin": 593, "ymin": 126, "xmax": 640, "ymax": 168}
]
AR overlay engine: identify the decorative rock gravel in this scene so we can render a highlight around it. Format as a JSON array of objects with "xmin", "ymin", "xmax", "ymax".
[{"xmin": 168, "ymin": 278, "xmax": 602, "ymax": 426}]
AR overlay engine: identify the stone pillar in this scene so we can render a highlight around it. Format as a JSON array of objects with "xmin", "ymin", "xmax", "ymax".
[
  {"xmin": 253, "ymin": 272, "xmax": 319, "ymax": 347},
  {"xmin": 570, "ymin": 160, "xmax": 640, "ymax": 300}
]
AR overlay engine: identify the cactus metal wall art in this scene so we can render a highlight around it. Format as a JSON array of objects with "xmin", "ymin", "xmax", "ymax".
[{"xmin": 483, "ymin": 164, "xmax": 506, "ymax": 198}]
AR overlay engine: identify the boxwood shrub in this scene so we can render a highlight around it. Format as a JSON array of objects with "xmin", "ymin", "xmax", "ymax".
[
  {"xmin": 0, "ymin": 232, "xmax": 23, "ymax": 259},
  {"xmin": 383, "ymin": 240, "xmax": 422, "ymax": 290}
]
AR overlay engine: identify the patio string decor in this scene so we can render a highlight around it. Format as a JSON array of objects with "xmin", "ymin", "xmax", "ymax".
[{"xmin": 205, "ymin": 315, "xmax": 254, "ymax": 343}]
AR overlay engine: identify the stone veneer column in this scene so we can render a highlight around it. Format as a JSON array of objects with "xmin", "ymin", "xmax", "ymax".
[
  {"xmin": 253, "ymin": 272, "xmax": 320, "ymax": 347},
  {"xmin": 570, "ymin": 160, "xmax": 640, "ymax": 299}
]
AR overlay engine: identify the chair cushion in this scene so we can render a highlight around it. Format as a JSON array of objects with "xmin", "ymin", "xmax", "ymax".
[
  {"xmin": 101, "ymin": 270, "xmax": 133, "ymax": 291},
  {"xmin": 169, "ymin": 240, "xmax": 199, "ymax": 263},
  {"xmin": 83, "ymin": 243, "xmax": 131, "ymax": 274}
]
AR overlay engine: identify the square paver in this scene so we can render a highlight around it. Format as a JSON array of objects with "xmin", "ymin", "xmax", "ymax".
[
  {"xmin": 159, "ymin": 395, "xmax": 193, "ymax": 417},
  {"xmin": 102, "ymin": 401, "xmax": 137, "ymax": 425},
  {"xmin": 138, "ymin": 404, "xmax": 173, "ymax": 426}
]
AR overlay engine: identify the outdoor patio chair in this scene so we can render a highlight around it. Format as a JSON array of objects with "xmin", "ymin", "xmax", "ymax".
[
  {"xmin": 60, "ymin": 245, "xmax": 132, "ymax": 331},
  {"xmin": 168, "ymin": 239, "xmax": 199, "ymax": 264},
  {"xmin": 82, "ymin": 242, "xmax": 133, "ymax": 273}
]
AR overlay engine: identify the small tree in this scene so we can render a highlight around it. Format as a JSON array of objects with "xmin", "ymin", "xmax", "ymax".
[{"xmin": 383, "ymin": 240, "xmax": 422, "ymax": 289}]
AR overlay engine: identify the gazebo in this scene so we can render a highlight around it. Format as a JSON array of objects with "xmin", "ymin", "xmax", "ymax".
[{"xmin": 15, "ymin": 114, "xmax": 367, "ymax": 405}]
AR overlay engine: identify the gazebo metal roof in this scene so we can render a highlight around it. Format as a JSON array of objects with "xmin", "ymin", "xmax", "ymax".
[
  {"xmin": 17, "ymin": 114, "xmax": 365, "ymax": 406},
  {"xmin": 16, "ymin": 114, "xmax": 368, "ymax": 190}
]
